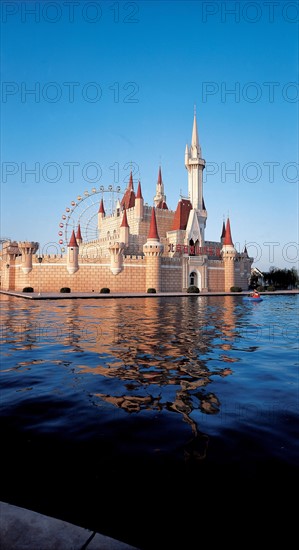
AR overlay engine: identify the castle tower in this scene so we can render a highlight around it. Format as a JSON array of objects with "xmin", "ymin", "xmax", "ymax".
[
  {"xmin": 143, "ymin": 207, "xmax": 164, "ymax": 292},
  {"xmin": 185, "ymin": 111, "xmax": 207, "ymax": 246},
  {"xmin": 76, "ymin": 224, "xmax": 83, "ymax": 245},
  {"xmin": 18, "ymin": 241, "xmax": 39, "ymax": 274},
  {"xmin": 119, "ymin": 207, "xmax": 129, "ymax": 246},
  {"xmin": 240, "ymin": 244, "xmax": 253, "ymax": 289},
  {"xmin": 98, "ymin": 198, "xmax": 105, "ymax": 231},
  {"xmin": 135, "ymin": 180, "xmax": 144, "ymax": 220},
  {"xmin": 67, "ymin": 230, "xmax": 79, "ymax": 274},
  {"xmin": 153, "ymin": 166, "xmax": 167, "ymax": 207},
  {"xmin": 221, "ymin": 218, "xmax": 237, "ymax": 292},
  {"xmin": 185, "ymin": 110, "xmax": 206, "ymax": 210}
]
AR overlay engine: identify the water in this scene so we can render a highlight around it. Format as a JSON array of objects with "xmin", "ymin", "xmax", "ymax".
[{"xmin": 1, "ymin": 294, "xmax": 298, "ymax": 548}]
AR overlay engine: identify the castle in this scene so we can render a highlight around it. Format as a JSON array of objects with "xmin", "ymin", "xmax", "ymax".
[{"xmin": 0, "ymin": 113, "xmax": 253, "ymax": 294}]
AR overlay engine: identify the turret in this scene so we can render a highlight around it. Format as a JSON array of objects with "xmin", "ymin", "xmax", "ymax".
[
  {"xmin": 18, "ymin": 241, "xmax": 39, "ymax": 274},
  {"xmin": 109, "ymin": 242, "xmax": 125, "ymax": 275},
  {"xmin": 143, "ymin": 208, "xmax": 164, "ymax": 292},
  {"xmin": 153, "ymin": 166, "xmax": 167, "ymax": 207},
  {"xmin": 119, "ymin": 207, "xmax": 129, "ymax": 246},
  {"xmin": 67, "ymin": 230, "xmax": 79, "ymax": 274},
  {"xmin": 221, "ymin": 218, "xmax": 237, "ymax": 292},
  {"xmin": 76, "ymin": 224, "xmax": 83, "ymax": 245}
]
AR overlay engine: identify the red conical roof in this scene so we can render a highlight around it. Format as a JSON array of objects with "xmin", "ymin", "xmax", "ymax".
[
  {"xmin": 120, "ymin": 207, "xmax": 129, "ymax": 227},
  {"xmin": 121, "ymin": 171, "xmax": 135, "ymax": 209},
  {"xmin": 128, "ymin": 170, "xmax": 134, "ymax": 189},
  {"xmin": 76, "ymin": 224, "xmax": 82, "ymax": 241},
  {"xmin": 68, "ymin": 230, "xmax": 78, "ymax": 247},
  {"xmin": 136, "ymin": 180, "xmax": 143, "ymax": 199},
  {"xmin": 223, "ymin": 218, "xmax": 233, "ymax": 246},
  {"xmin": 148, "ymin": 207, "xmax": 159, "ymax": 240},
  {"xmin": 171, "ymin": 199, "xmax": 193, "ymax": 230},
  {"xmin": 98, "ymin": 198, "xmax": 105, "ymax": 215}
]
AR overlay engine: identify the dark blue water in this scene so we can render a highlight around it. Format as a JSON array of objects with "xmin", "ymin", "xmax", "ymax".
[{"xmin": 1, "ymin": 294, "xmax": 298, "ymax": 548}]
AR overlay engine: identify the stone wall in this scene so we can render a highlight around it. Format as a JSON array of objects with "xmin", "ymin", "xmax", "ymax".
[
  {"xmin": 5, "ymin": 255, "xmax": 146, "ymax": 293},
  {"xmin": 161, "ymin": 258, "xmax": 182, "ymax": 292},
  {"xmin": 207, "ymin": 261, "xmax": 225, "ymax": 291}
]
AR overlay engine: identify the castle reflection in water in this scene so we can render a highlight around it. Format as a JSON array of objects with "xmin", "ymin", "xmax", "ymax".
[{"xmin": 1, "ymin": 294, "xmax": 246, "ymax": 461}]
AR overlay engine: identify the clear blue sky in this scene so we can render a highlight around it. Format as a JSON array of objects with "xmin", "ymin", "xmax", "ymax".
[{"xmin": 1, "ymin": 0, "xmax": 298, "ymax": 271}]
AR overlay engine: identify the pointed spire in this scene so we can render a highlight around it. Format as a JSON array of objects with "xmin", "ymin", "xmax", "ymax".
[
  {"xmin": 153, "ymin": 165, "xmax": 166, "ymax": 207},
  {"xmin": 136, "ymin": 180, "xmax": 143, "ymax": 199},
  {"xmin": 120, "ymin": 207, "xmax": 129, "ymax": 227},
  {"xmin": 221, "ymin": 221, "xmax": 226, "ymax": 239},
  {"xmin": 98, "ymin": 198, "xmax": 105, "ymax": 215},
  {"xmin": 148, "ymin": 207, "xmax": 159, "ymax": 240},
  {"xmin": 223, "ymin": 218, "xmax": 233, "ymax": 246},
  {"xmin": 191, "ymin": 111, "xmax": 199, "ymax": 150},
  {"xmin": 68, "ymin": 230, "xmax": 78, "ymax": 248},
  {"xmin": 244, "ymin": 244, "xmax": 248, "ymax": 255},
  {"xmin": 128, "ymin": 170, "xmax": 134, "ymax": 190},
  {"xmin": 157, "ymin": 166, "xmax": 162, "ymax": 185},
  {"xmin": 76, "ymin": 224, "xmax": 82, "ymax": 241}
]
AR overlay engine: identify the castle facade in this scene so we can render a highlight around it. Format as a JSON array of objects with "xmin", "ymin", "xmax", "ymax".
[{"xmin": 0, "ymin": 114, "xmax": 252, "ymax": 294}]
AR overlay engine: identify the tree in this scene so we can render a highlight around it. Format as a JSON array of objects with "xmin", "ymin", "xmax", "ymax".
[{"xmin": 262, "ymin": 267, "xmax": 298, "ymax": 289}]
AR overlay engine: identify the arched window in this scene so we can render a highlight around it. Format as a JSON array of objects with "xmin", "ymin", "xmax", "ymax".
[
  {"xmin": 190, "ymin": 271, "xmax": 197, "ymax": 286},
  {"xmin": 189, "ymin": 239, "xmax": 195, "ymax": 256}
]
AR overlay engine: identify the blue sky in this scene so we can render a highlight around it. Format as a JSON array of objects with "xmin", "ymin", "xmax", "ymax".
[{"xmin": 1, "ymin": 0, "xmax": 298, "ymax": 271}]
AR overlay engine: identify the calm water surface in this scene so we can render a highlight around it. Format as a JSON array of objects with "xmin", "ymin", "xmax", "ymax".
[{"xmin": 1, "ymin": 294, "xmax": 298, "ymax": 548}]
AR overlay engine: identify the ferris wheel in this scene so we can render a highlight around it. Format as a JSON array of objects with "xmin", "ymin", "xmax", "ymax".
[{"xmin": 58, "ymin": 185, "xmax": 124, "ymax": 251}]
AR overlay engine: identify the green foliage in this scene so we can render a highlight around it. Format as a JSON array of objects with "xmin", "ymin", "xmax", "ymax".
[
  {"xmin": 256, "ymin": 286, "xmax": 264, "ymax": 292},
  {"xmin": 60, "ymin": 287, "xmax": 71, "ymax": 293},
  {"xmin": 266, "ymin": 286, "xmax": 275, "ymax": 292},
  {"xmin": 263, "ymin": 267, "xmax": 298, "ymax": 289},
  {"xmin": 147, "ymin": 288, "xmax": 156, "ymax": 293},
  {"xmin": 100, "ymin": 287, "xmax": 110, "ymax": 293},
  {"xmin": 22, "ymin": 286, "xmax": 34, "ymax": 293},
  {"xmin": 187, "ymin": 285, "xmax": 200, "ymax": 293},
  {"xmin": 230, "ymin": 286, "xmax": 242, "ymax": 292}
]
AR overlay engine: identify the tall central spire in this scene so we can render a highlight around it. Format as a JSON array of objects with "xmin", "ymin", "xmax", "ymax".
[
  {"xmin": 191, "ymin": 108, "xmax": 202, "ymax": 158},
  {"xmin": 185, "ymin": 109, "xmax": 205, "ymax": 210},
  {"xmin": 184, "ymin": 109, "xmax": 207, "ymax": 246}
]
